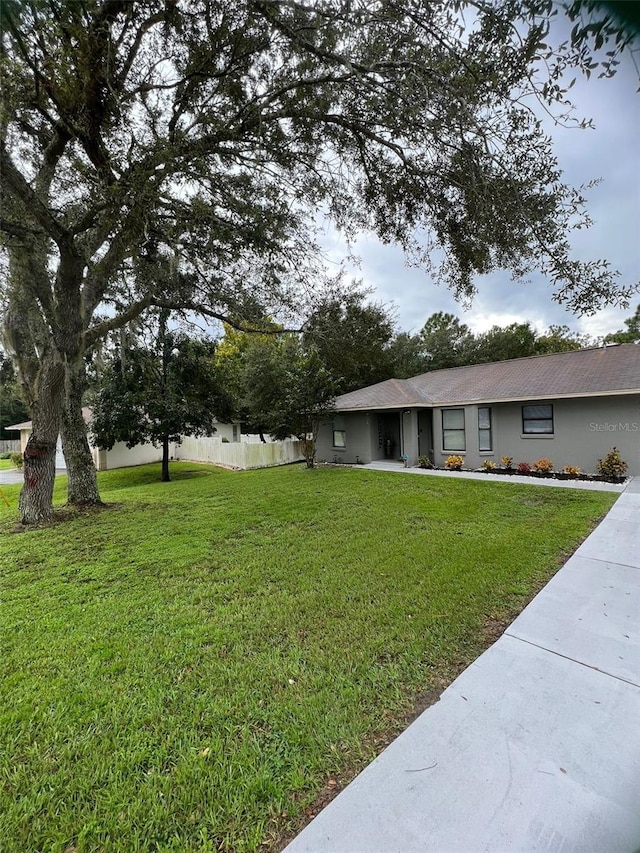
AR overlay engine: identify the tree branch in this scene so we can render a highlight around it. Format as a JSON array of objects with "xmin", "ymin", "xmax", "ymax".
[
  {"xmin": 0, "ymin": 144, "xmax": 69, "ymax": 245},
  {"xmin": 84, "ymin": 294, "xmax": 155, "ymax": 348}
]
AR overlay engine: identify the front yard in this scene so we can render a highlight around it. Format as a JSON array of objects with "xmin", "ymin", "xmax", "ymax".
[{"xmin": 0, "ymin": 463, "xmax": 616, "ymax": 852}]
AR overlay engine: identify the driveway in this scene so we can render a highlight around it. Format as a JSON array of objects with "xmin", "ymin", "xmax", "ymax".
[
  {"xmin": 0, "ymin": 468, "xmax": 67, "ymax": 485},
  {"xmin": 0, "ymin": 467, "xmax": 25, "ymax": 486}
]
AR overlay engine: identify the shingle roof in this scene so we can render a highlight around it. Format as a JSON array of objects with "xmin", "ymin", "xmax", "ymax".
[
  {"xmin": 3, "ymin": 419, "xmax": 32, "ymax": 432},
  {"xmin": 336, "ymin": 344, "xmax": 640, "ymax": 411}
]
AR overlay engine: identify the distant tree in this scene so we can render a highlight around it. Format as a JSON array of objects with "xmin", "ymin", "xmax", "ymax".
[
  {"xmin": 386, "ymin": 332, "xmax": 430, "ymax": 379},
  {"xmin": 302, "ymin": 289, "xmax": 396, "ymax": 394},
  {"xmin": 91, "ymin": 314, "xmax": 231, "ymax": 482},
  {"xmin": 535, "ymin": 324, "xmax": 592, "ymax": 353},
  {"xmin": 0, "ymin": 350, "xmax": 29, "ymax": 440},
  {"xmin": 214, "ymin": 323, "xmax": 284, "ymax": 441},
  {"xmin": 240, "ymin": 336, "xmax": 337, "ymax": 468},
  {"xmin": 396, "ymin": 315, "xmax": 594, "ymax": 375},
  {"xmin": 604, "ymin": 304, "xmax": 640, "ymax": 344},
  {"xmin": 471, "ymin": 323, "xmax": 538, "ymax": 364},
  {"xmin": 418, "ymin": 313, "xmax": 475, "ymax": 371}
]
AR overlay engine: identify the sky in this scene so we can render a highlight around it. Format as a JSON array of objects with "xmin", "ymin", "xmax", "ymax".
[{"xmin": 321, "ymin": 23, "xmax": 640, "ymax": 341}]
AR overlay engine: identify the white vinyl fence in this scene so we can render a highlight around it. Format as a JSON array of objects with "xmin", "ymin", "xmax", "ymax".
[
  {"xmin": 0, "ymin": 439, "xmax": 20, "ymax": 454},
  {"xmin": 175, "ymin": 436, "xmax": 304, "ymax": 469}
]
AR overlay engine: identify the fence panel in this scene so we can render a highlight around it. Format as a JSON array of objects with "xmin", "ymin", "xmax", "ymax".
[
  {"xmin": 175, "ymin": 437, "xmax": 304, "ymax": 469},
  {"xmin": 0, "ymin": 439, "xmax": 20, "ymax": 454}
]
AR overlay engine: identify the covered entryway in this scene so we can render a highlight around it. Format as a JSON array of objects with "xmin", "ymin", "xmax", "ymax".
[{"xmin": 376, "ymin": 412, "xmax": 401, "ymax": 460}]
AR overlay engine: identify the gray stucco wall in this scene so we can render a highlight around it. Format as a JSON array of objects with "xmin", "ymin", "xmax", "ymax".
[
  {"xmin": 316, "ymin": 412, "xmax": 375, "ymax": 464},
  {"xmin": 433, "ymin": 395, "xmax": 640, "ymax": 474},
  {"xmin": 319, "ymin": 394, "xmax": 639, "ymax": 474}
]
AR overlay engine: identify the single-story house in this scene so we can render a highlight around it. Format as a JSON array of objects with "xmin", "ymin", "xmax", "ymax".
[
  {"xmin": 316, "ymin": 343, "xmax": 640, "ymax": 475},
  {"xmin": 4, "ymin": 408, "xmax": 244, "ymax": 471}
]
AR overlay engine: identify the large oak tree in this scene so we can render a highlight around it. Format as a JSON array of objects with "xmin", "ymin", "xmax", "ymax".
[{"xmin": 0, "ymin": 0, "xmax": 635, "ymax": 521}]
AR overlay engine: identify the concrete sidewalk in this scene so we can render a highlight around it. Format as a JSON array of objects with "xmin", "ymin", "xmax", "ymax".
[{"xmin": 284, "ymin": 479, "xmax": 640, "ymax": 853}]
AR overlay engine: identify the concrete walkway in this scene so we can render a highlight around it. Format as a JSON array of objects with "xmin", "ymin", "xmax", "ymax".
[{"xmin": 284, "ymin": 478, "xmax": 640, "ymax": 853}]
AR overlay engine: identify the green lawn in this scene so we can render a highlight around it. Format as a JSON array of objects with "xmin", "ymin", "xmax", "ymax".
[
  {"xmin": 0, "ymin": 463, "xmax": 616, "ymax": 852},
  {"xmin": 0, "ymin": 458, "xmax": 16, "ymax": 470}
]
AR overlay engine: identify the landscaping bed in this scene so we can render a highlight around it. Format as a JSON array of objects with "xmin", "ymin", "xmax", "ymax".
[
  {"xmin": 474, "ymin": 468, "xmax": 625, "ymax": 484},
  {"xmin": 420, "ymin": 447, "xmax": 629, "ymax": 485}
]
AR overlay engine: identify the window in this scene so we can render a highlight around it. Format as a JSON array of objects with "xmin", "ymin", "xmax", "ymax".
[
  {"xmin": 478, "ymin": 407, "xmax": 492, "ymax": 451},
  {"xmin": 333, "ymin": 430, "xmax": 346, "ymax": 448},
  {"xmin": 332, "ymin": 416, "xmax": 346, "ymax": 448},
  {"xmin": 442, "ymin": 408, "xmax": 465, "ymax": 451},
  {"xmin": 522, "ymin": 404, "xmax": 554, "ymax": 434}
]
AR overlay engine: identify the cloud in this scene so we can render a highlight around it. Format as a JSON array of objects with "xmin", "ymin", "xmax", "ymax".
[{"xmin": 322, "ymin": 34, "xmax": 639, "ymax": 339}]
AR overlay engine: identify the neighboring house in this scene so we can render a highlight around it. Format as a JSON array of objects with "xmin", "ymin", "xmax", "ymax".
[
  {"xmin": 3, "ymin": 408, "xmax": 95, "ymax": 469},
  {"xmin": 4, "ymin": 408, "xmax": 244, "ymax": 471},
  {"xmin": 316, "ymin": 343, "xmax": 640, "ymax": 475}
]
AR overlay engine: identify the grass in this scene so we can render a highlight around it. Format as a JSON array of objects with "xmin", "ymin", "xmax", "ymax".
[
  {"xmin": 0, "ymin": 458, "xmax": 17, "ymax": 470},
  {"xmin": 0, "ymin": 463, "xmax": 616, "ymax": 852}
]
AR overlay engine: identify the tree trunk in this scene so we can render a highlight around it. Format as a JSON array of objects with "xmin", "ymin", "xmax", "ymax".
[
  {"xmin": 18, "ymin": 354, "xmax": 64, "ymax": 524},
  {"xmin": 161, "ymin": 435, "xmax": 170, "ymax": 481},
  {"xmin": 302, "ymin": 438, "xmax": 315, "ymax": 469},
  {"xmin": 61, "ymin": 362, "xmax": 102, "ymax": 506}
]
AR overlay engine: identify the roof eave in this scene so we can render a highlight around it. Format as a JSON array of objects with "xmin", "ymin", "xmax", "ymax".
[{"xmin": 336, "ymin": 388, "xmax": 640, "ymax": 411}]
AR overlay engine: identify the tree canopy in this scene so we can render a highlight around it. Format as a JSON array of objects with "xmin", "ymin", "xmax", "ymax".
[
  {"xmin": 238, "ymin": 334, "xmax": 337, "ymax": 467},
  {"xmin": 386, "ymin": 312, "xmax": 593, "ymax": 375},
  {"xmin": 301, "ymin": 289, "xmax": 396, "ymax": 394},
  {"xmin": 1, "ymin": 0, "xmax": 637, "ymax": 521},
  {"xmin": 90, "ymin": 315, "xmax": 230, "ymax": 481},
  {"xmin": 603, "ymin": 304, "xmax": 640, "ymax": 344}
]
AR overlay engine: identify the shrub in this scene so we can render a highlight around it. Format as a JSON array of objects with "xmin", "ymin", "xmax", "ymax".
[
  {"xmin": 500, "ymin": 456, "xmax": 513, "ymax": 469},
  {"xmin": 444, "ymin": 455, "xmax": 464, "ymax": 471},
  {"xmin": 418, "ymin": 455, "xmax": 434, "ymax": 469},
  {"xmin": 517, "ymin": 461, "xmax": 531, "ymax": 474},
  {"xmin": 10, "ymin": 452, "xmax": 23, "ymax": 469},
  {"xmin": 482, "ymin": 459, "xmax": 497, "ymax": 471},
  {"xmin": 0, "ymin": 451, "xmax": 12, "ymax": 460},
  {"xmin": 532, "ymin": 458, "xmax": 554, "ymax": 473},
  {"xmin": 562, "ymin": 465, "xmax": 581, "ymax": 478},
  {"xmin": 597, "ymin": 447, "xmax": 628, "ymax": 480}
]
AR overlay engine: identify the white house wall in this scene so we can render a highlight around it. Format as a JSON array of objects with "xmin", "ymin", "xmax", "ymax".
[
  {"xmin": 210, "ymin": 422, "xmax": 241, "ymax": 442},
  {"xmin": 100, "ymin": 441, "xmax": 167, "ymax": 471}
]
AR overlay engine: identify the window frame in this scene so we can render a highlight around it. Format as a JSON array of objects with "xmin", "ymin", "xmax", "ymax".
[
  {"xmin": 478, "ymin": 406, "xmax": 492, "ymax": 452},
  {"xmin": 442, "ymin": 408, "xmax": 466, "ymax": 452},
  {"xmin": 332, "ymin": 429, "xmax": 347, "ymax": 448},
  {"xmin": 522, "ymin": 404, "xmax": 554, "ymax": 435}
]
